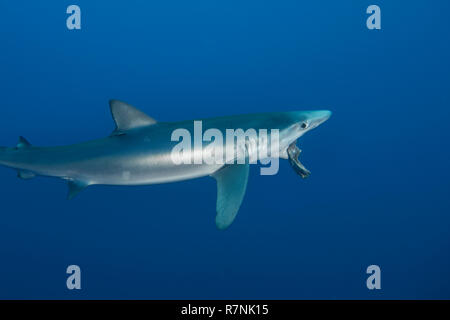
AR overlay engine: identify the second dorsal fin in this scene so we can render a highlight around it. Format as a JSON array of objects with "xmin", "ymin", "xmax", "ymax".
[
  {"xmin": 17, "ymin": 136, "xmax": 32, "ymax": 149},
  {"xmin": 109, "ymin": 100, "xmax": 157, "ymax": 134}
]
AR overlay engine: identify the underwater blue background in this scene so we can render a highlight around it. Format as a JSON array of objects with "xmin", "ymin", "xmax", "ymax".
[{"xmin": 0, "ymin": 1, "xmax": 449, "ymax": 299}]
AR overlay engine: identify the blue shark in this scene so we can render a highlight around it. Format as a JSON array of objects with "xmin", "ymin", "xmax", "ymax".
[{"xmin": 0, "ymin": 100, "xmax": 331, "ymax": 229}]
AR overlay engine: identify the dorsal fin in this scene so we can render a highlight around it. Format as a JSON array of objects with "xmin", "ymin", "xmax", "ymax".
[
  {"xmin": 109, "ymin": 100, "xmax": 156, "ymax": 134},
  {"xmin": 17, "ymin": 136, "xmax": 32, "ymax": 149}
]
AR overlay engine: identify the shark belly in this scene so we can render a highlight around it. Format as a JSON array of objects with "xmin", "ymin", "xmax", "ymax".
[
  {"xmin": 85, "ymin": 156, "xmax": 223, "ymax": 186},
  {"xmin": 8, "ymin": 138, "xmax": 222, "ymax": 186},
  {"xmin": 75, "ymin": 137, "xmax": 224, "ymax": 186}
]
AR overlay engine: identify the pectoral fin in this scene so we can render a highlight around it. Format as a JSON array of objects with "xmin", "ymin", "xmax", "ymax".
[{"xmin": 212, "ymin": 164, "xmax": 250, "ymax": 230}]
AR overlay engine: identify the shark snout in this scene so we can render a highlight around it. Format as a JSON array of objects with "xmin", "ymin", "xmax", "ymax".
[{"xmin": 307, "ymin": 110, "xmax": 332, "ymax": 129}]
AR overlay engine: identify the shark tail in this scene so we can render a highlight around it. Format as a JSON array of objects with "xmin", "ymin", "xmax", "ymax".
[{"xmin": 0, "ymin": 138, "xmax": 36, "ymax": 180}]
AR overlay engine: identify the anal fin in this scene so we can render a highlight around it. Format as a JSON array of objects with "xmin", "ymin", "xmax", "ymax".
[
  {"xmin": 67, "ymin": 180, "xmax": 90, "ymax": 200},
  {"xmin": 17, "ymin": 170, "xmax": 35, "ymax": 180}
]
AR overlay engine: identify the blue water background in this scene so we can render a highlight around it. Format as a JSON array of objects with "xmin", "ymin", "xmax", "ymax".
[{"xmin": 0, "ymin": 1, "xmax": 449, "ymax": 299}]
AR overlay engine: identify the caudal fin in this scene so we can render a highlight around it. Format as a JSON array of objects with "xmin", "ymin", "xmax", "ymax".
[{"xmin": 0, "ymin": 137, "xmax": 33, "ymax": 170}]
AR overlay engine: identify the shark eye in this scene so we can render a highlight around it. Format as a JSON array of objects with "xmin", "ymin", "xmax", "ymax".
[{"xmin": 300, "ymin": 122, "xmax": 308, "ymax": 129}]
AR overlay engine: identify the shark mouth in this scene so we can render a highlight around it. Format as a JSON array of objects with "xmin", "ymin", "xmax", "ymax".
[{"xmin": 287, "ymin": 142, "xmax": 311, "ymax": 178}]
